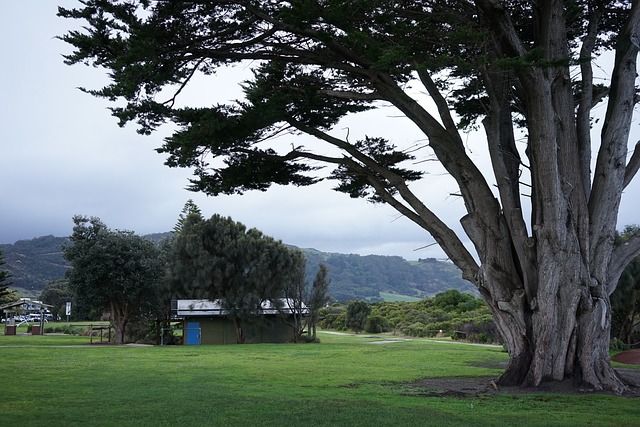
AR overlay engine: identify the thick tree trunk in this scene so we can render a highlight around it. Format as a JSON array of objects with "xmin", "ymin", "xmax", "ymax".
[
  {"xmin": 113, "ymin": 319, "xmax": 128, "ymax": 345},
  {"xmin": 483, "ymin": 252, "xmax": 628, "ymax": 394},
  {"xmin": 233, "ymin": 318, "xmax": 245, "ymax": 344},
  {"xmin": 110, "ymin": 302, "xmax": 128, "ymax": 344}
]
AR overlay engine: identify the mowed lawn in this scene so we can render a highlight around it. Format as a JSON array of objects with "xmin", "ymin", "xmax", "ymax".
[{"xmin": 0, "ymin": 332, "xmax": 638, "ymax": 426}]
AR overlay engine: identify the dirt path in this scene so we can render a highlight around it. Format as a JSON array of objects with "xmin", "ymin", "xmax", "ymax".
[
  {"xmin": 408, "ymin": 351, "xmax": 640, "ymax": 398},
  {"xmin": 612, "ymin": 349, "xmax": 640, "ymax": 365}
]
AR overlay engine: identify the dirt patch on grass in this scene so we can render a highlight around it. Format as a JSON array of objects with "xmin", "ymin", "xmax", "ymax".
[
  {"xmin": 612, "ymin": 349, "xmax": 640, "ymax": 365},
  {"xmin": 405, "ymin": 368, "xmax": 640, "ymax": 398}
]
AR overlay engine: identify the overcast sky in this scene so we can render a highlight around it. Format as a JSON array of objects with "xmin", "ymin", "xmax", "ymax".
[{"xmin": 1, "ymin": 3, "xmax": 639, "ymax": 261}]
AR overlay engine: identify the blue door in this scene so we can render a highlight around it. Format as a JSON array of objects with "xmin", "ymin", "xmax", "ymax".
[{"xmin": 186, "ymin": 321, "xmax": 201, "ymax": 345}]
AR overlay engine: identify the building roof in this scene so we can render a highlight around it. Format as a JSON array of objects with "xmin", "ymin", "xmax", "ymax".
[
  {"xmin": 0, "ymin": 299, "xmax": 53, "ymax": 312},
  {"xmin": 176, "ymin": 298, "xmax": 308, "ymax": 317}
]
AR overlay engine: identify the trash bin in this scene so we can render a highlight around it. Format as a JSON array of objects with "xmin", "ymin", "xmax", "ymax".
[
  {"xmin": 31, "ymin": 325, "xmax": 41, "ymax": 335},
  {"xmin": 5, "ymin": 325, "xmax": 16, "ymax": 335}
]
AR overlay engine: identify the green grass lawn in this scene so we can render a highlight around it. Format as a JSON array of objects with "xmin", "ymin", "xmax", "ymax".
[{"xmin": 0, "ymin": 331, "xmax": 638, "ymax": 426}]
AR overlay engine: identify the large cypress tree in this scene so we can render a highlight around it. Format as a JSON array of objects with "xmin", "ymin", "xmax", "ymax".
[{"xmin": 59, "ymin": 1, "xmax": 640, "ymax": 392}]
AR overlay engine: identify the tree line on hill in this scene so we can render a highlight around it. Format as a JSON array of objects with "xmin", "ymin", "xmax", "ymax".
[
  {"xmin": 301, "ymin": 250, "xmax": 475, "ymax": 301},
  {"xmin": 0, "ymin": 235, "xmax": 475, "ymax": 301}
]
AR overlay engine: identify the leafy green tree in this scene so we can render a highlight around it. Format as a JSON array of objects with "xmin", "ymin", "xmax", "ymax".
[
  {"xmin": 307, "ymin": 263, "xmax": 331, "ymax": 340},
  {"xmin": 433, "ymin": 290, "xmax": 482, "ymax": 312},
  {"xmin": 204, "ymin": 216, "xmax": 303, "ymax": 343},
  {"xmin": 0, "ymin": 289, "xmax": 19, "ymax": 309},
  {"xmin": 63, "ymin": 216, "xmax": 163, "ymax": 343},
  {"xmin": 0, "ymin": 248, "xmax": 14, "ymax": 304},
  {"xmin": 39, "ymin": 279, "xmax": 73, "ymax": 320},
  {"xmin": 346, "ymin": 300, "xmax": 371, "ymax": 334},
  {"xmin": 167, "ymin": 213, "xmax": 304, "ymax": 343},
  {"xmin": 365, "ymin": 315, "xmax": 391, "ymax": 334},
  {"xmin": 279, "ymin": 249, "xmax": 309, "ymax": 343},
  {"xmin": 59, "ymin": 1, "xmax": 640, "ymax": 392}
]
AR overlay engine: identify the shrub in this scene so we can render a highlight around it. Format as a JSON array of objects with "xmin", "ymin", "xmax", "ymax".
[
  {"xmin": 126, "ymin": 318, "xmax": 159, "ymax": 344},
  {"xmin": 401, "ymin": 322, "xmax": 430, "ymax": 337},
  {"xmin": 346, "ymin": 300, "xmax": 371, "ymax": 333},
  {"xmin": 318, "ymin": 312, "xmax": 347, "ymax": 330},
  {"xmin": 365, "ymin": 315, "xmax": 391, "ymax": 333},
  {"xmin": 610, "ymin": 337, "xmax": 629, "ymax": 351}
]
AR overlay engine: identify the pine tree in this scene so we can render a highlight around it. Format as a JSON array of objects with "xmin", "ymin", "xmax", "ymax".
[{"xmin": 173, "ymin": 199, "xmax": 203, "ymax": 234}]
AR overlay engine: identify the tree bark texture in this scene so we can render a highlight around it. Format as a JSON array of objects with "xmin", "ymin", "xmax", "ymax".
[{"xmin": 110, "ymin": 301, "xmax": 129, "ymax": 345}]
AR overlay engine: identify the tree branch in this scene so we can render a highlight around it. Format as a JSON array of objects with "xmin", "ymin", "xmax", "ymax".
[
  {"xmin": 413, "ymin": 63, "xmax": 462, "ymax": 141},
  {"xmin": 624, "ymin": 141, "xmax": 640, "ymax": 189},
  {"xmin": 576, "ymin": 5, "xmax": 603, "ymax": 199},
  {"xmin": 316, "ymin": 89, "xmax": 382, "ymax": 101},
  {"xmin": 474, "ymin": 0, "xmax": 528, "ymax": 57},
  {"xmin": 287, "ymin": 120, "xmax": 480, "ymax": 281},
  {"xmin": 163, "ymin": 59, "xmax": 205, "ymax": 108},
  {"xmin": 609, "ymin": 230, "xmax": 640, "ymax": 294}
]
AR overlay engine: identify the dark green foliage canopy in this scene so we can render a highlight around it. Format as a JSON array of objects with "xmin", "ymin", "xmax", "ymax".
[
  {"xmin": 166, "ymin": 212, "xmax": 307, "ymax": 343},
  {"xmin": 63, "ymin": 215, "xmax": 164, "ymax": 342},
  {"xmin": 306, "ymin": 262, "xmax": 331, "ymax": 339},
  {"xmin": 345, "ymin": 299, "xmax": 371, "ymax": 333},
  {"xmin": 173, "ymin": 199, "xmax": 203, "ymax": 234},
  {"xmin": 39, "ymin": 279, "xmax": 74, "ymax": 320},
  {"xmin": 309, "ymin": 263, "xmax": 331, "ymax": 316},
  {"xmin": 56, "ymin": 0, "xmax": 449, "ymax": 198}
]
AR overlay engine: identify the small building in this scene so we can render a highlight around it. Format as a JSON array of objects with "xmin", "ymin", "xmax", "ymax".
[{"xmin": 175, "ymin": 299, "xmax": 307, "ymax": 345}]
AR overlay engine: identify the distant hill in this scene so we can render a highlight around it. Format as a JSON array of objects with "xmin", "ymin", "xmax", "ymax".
[
  {"xmin": 1, "ymin": 235, "xmax": 69, "ymax": 296},
  {"xmin": 298, "ymin": 248, "xmax": 475, "ymax": 301},
  {"xmin": 1, "ymin": 235, "xmax": 475, "ymax": 301}
]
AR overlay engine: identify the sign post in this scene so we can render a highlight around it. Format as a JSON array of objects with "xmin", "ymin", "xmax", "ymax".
[{"xmin": 65, "ymin": 302, "xmax": 71, "ymax": 323}]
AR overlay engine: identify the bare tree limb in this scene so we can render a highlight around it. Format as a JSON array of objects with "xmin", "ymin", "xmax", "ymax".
[
  {"xmin": 624, "ymin": 141, "xmax": 640, "ymax": 189},
  {"xmin": 413, "ymin": 64, "xmax": 461, "ymax": 141},
  {"xmin": 608, "ymin": 229, "xmax": 640, "ymax": 294},
  {"xmin": 287, "ymin": 119, "xmax": 480, "ymax": 281},
  {"xmin": 576, "ymin": 5, "xmax": 603, "ymax": 198}
]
